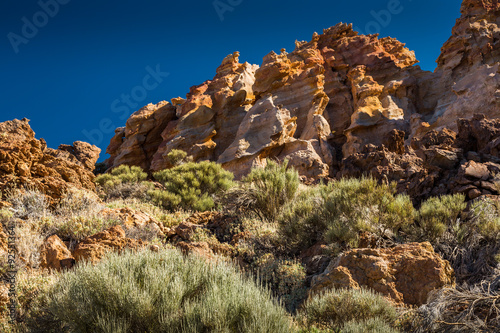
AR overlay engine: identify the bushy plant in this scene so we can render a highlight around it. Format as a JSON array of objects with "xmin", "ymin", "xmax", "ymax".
[
  {"xmin": 231, "ymin": 159, "xmax": 300, "ymax": 221},
  {"xmin": 411, "ymin": 193, "xmax": 466, "ymax": 241},
  {"xmin": 0, "ymin": 269, "xmax": 59, "ymax": 333},
  {"xmin": 167, "ymin": 149, "xmax": 188, "ymax": 166},
  {"xmin": 297, "ymin": 288, "xmax": 398, "ymax": 331},
  {"xmin": 56, "ymin": 188, "xmax": 102, "ymax": 216},
  {"xmin": 151, "ymin": 161, "xmax": 234, "ymax": 211},
  {"xmin": 254, "ymin": 253, "xmax": 307, "ymax": 312},
  {"xmin": 277, "ymin": 185, "xmax": 324, "ymax": 250},
  {"xmin": 278, "ymin": 177, "xmax": 414, "ymax": 250},
  {"xmin": 321, "ymin": 178, "xmax": 414, "ymax": 246},
  {"xmin": 469, "ymin": 198, "xmax": 500, "ymax": 240},
  {"xmin": 6, "ymin": 187, "xmax": 49, "ymax": 220},
  {"xmin": 44, "ymin": 215, "xmax": 121, "ymax": 241},
  {"xmin": 94, "ymin": 165, "xmax": 152, "ymax": 201},
  {"xmin": 41, "ymin": 249, "xmax": 292, "ymax": 333},
  {"xmin": 95, "ymin": 165, "xmax": 148, "ymax": 188}
]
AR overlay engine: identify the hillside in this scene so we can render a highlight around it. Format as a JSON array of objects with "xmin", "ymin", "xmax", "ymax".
[{"xmin": 1, "ymin": 1, "xmax": 500, "ymax": 332}]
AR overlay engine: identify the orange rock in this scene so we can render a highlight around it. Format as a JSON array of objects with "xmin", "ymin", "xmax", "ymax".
[
  {"xmin": 0, "ymin": 118, "xmax": 100, "ymax": 203},
  {"xmin": 39, "ymin": 235, "xmax": 75, "ymax": 271},
  {"xmin": 72, "ymin": 225, "xmax": 144, "ymax": 264},
  {"xmin": 310, "ymin": 242, "xmax": 455, "ymax": 306},
  {"xmin": 103, "ymin": 1, "xmax": 500, "ymax": 187},
  {"xmin": 177, "ymin": 241, "xmax": 214, "ymax": 261}
]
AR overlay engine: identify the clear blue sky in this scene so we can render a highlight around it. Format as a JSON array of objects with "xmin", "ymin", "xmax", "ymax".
[{"xmin": 1, "ymin": 0, "xmax": 461, "ymax": 161}]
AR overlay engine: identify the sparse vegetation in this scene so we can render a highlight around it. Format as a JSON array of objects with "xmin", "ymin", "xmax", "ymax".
[
  {"xmin": 412, "ymin": 283, "xmax": 500, "ymax": 332},
  {"xmin": 254, "ymin": 253, "xmax": 307, "ymax": 312},
  {"xmin": 409, "ymin": 193, "xmax": 466, "ymax": 242},
  {"xmin": 3, "ymin": 157, "xmax": 500, "ymax": 333},
  {"xmin": 94, "ymin": 165, "xmax": 152, "ymax": 201},
  {"xmin": 167, "ymin": 149, "xmax": 188, "ymax": 166},
  {"xmin": 277, "ymin": 177, "xmax": 414, "ymax": 251}
]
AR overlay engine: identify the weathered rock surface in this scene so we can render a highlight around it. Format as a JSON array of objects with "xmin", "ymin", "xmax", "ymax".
[
  {"xmin": 0, "ymin": 118, "xmax": 100, "ymax": 202},
  {"xmin": 341, "ymin": 114, "xmax": 500, "ymax": 202},
  {"xmin": 105, "ymin": 23, "xmax": 420, "ymax": 181},
  {"xmin": 417, "ymin": 0, "xmax": 500, "ymax": 134},
  {"xmin": 39, "ymin": 235, "xmax": 75, "ymax": 271},
  {"xmin": 72, "ymin": 225, "xmax": 144, "ymax": 264},
  {"xmin": 310, "ymin": 242, "xmax": 455, "ymax": 306},
  {"xmin": 103, "ymin": 0, "xmax": 500, "ymax": 189}
]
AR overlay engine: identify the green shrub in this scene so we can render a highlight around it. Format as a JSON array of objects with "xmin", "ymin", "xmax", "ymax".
[
  {"xmin": 95, "ymin": 165, "xmax": 148, "ymax": 188},
  {"xmin": 278, "ymin": 177, "xmax": 414, "ymax": 250},
  {"xmin": 151, "ymin": 161, "xmax": 234, "ymax": 211},
  {"xmin": 232, "ymin": 159, "xmax": 300, "ymax": 221},
  {"xmin": 276, "ymin": 185, "xmax": 326, "ymax": 251},
  {"xmin": 94, "ymin": 165, "xmax": 151, "ymax": 201},
  {"xmin": 254, "ymin": 253, "xmax": 307, "ymax": 312},
  {"xmin": 469, "ymin": 198, "xmax": 500, "ymax": 240},
  {"xmin": 297, "ymin": 288, "xmax": 397, "ymax": 331},
  {"xmin": 42, "ymin": 249, "xmax": 292, "ymax": 333},
  {"xmin": 167, "ymin": 149, "xmax": 188, "ymax": 166},
  {"xmin": 321, "ymin": 178, "xmax": 414, "ymax": 246},
  {"xmin": 412, "ymin": 193, "xmax": 466, "ymax": 241}
]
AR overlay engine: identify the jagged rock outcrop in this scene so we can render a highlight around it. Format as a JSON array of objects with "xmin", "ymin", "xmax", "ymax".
[
  {"xmin": 105, "ymin": 0, "xmax": 500, "ymax": 187},
  {"xmin": 341, "ymin": 114, "xmax": 500, "ymax": 202},
  {"xmin": 0, "ymin": 118, "xmax": 100, "ymax": 202},
  {"xmin": 310, "ymin": 242, "xmax": 455, "ymax": 306},
  {"xmin": 106, "ymin": 24, "xmax": 421, "ymax": 181},
  {"xmin": 415, "ymin": 0, "xmax": 500, "ymax": 135}
]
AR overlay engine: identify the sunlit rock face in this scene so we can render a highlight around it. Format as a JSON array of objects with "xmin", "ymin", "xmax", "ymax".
[
  {"xmin": 106, "ymin": 0, "xmax": 500, "ymax": 184},
  {"xmin": 0, "ymin": 118, "xmax": 100, "ymax": 203}
]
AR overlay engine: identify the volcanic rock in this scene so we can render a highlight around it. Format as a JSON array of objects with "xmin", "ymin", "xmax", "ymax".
[
  {"xmin": 0, "ymin": 118, "xmax": 100, "ymax": 203},
  {"xmin": 310, "ymin": 242, "xmax": 455, "ymax": 306},
  {"xmin": 72, "ymin": 225, "xmax": 144, "ymax": 264},
  {"xmin": 103, "ymin": 0, "xmax": 500, "ymax": 195},
  {"xmin": 39, "ymin": 235, "xmax": 75, "ymax": 271}
]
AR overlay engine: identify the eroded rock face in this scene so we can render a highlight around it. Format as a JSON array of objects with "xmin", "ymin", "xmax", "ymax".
[
  {"xmin": 341, "ymin": 114, "xmax": 500, "ymax": 202},
  {"xmin": 416, "ymin": 0, "xmax": 500, "ymax": 134},
  {"xmin": 105, "ymin": 0, "xmax": 500, "ymax": 185},
  {"xmin": 0, "ymin": 118, "xmax": 100, "ymax": 202},
  {"xmin": 310, "ymin": 242, "xmax": 455, "ymax": 306},
  {"xmin": 105, "ymin": 24, "xmax": 420, "ymax": 180}
]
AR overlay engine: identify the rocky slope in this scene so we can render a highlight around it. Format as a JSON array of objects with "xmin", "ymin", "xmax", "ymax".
[{"xmin": 105, "ymin": 0, "xmax": 500, "ymax": 187}]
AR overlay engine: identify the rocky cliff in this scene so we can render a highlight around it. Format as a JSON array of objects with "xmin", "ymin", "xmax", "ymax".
[{"xmin": 105, "ymin": 0, "xmax": 500, "ymax": 187}]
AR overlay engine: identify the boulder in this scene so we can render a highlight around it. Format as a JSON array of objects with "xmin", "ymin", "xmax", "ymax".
[
  {"xmin": 39, "ymin": 235, "xmax": 75, "ymax": 270},
  {"xmin": 310, "ymin": 242, "xmax": 455, "ymax": 306},
  {"xmin": 72, "ymin": 225, "xmax": 144, "ymax": 264}
]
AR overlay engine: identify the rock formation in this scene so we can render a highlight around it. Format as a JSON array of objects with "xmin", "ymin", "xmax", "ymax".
[
  {"xmin": 310, "ymin": 242, "xmax": 455, "ymax": 306},
  {"xmin": 102, "ymin": 0, "xmax": 500, "ymax": 188},
  {"xmin": 341, "ymin": 114, "xmax": 500, "ymax": 202},
  {"xmin": 39, "ymin": 235, "xmax": 75, "ymax": 271},
  {"xmin": 0, "ymin": 118, "xmax": 100, "ymax": 202}
]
